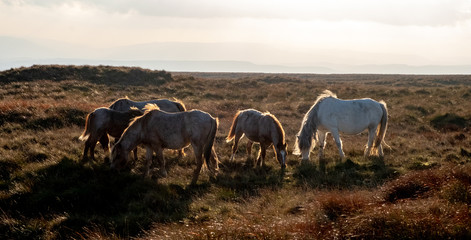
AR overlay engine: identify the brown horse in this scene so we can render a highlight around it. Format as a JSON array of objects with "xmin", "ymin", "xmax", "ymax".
[
  {"xmin": 111, "ymin": 104, "xmax": 219, "ymax": 185},
  {"xmin": 226, "ymin": 109, "xmax": 287, "ymax": 168},
  {"xmin": 79, "ymin": 107, "xmax": 143, "ymax": 161}
]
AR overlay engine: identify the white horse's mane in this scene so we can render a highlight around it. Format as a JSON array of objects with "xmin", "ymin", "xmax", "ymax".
[{"xmin": 315, "ymin": 90, "xmax": 337, "ymax": 103}]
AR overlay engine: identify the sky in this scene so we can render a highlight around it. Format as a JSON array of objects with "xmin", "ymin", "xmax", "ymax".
[{"xmin": 1, "ymin": 0, "xmax": 471, "ymax": 73}]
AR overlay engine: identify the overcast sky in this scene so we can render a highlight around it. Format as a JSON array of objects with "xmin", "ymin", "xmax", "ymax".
[{"xmin": 1, "ymin": 0, "xmax": 471, "ymax": 71}]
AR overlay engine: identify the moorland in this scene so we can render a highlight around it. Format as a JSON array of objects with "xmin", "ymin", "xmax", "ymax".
[{"xmin": 1, "ymin": 65, "xmax": 471, "ymax": 239}]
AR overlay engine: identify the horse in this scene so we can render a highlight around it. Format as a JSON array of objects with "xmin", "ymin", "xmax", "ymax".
[
  {"xmin": 79, "ymin": 107, "xmax": 143, "ymax": 161},
  {"xmin": 110, "ymin": 104, "xmax": 219, "ymax": 185},
  {"xmin": 109, "ymin": 97, "xmax": 187, "ymax": 157},
  {"xmin": 109, "ymin": 97, "xmax": 186, "ymax": 112},
  {"xmin": 226, "ymin": 109, "xmax": 287, "ymax": 168},
  {"xmin": 293, "ymin": 90, "xmax": 388, "ymax": 162}
]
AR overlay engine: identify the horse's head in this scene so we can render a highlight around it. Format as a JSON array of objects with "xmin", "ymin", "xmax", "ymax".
[
  {"xmin": 276, "ymin": 143, "xmax": 288, "ymax": 168},
  {"xmin": 294, "ymin": 133, "xmax": 317, "ymax": 162},
  {"xmin": 110, "ymin": 143, "xmax": 129, "ymax": 170}
]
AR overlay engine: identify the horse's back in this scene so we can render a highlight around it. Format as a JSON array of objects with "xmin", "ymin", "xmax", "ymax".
[
  {"xmin": 318, "ymin": 98, "xmax": 383, "ymax": 134},
  {"xmin": 142, "ymin": 110, "xmax": 213, "ymax": 148},
  {"xmin": 111, "ymin": 98, "xmax": 182, "ymax": 112},
  {"xmin": 109, "ymin": 98, "xmax": 133, "ymax": 111},
  {"xmin": 237, "ymin": 109, "xmax": 274, "ymax": 140},
  {"xmin": 147, "ymin": 99, "xmax": 181, "ymax": 113}
]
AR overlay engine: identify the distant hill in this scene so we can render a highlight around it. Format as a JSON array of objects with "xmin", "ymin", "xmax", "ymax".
[
  {"xmin": 0, "ymin": 65, "xmax": 173, "ymax": 85},
  {"xmin": 2, "ymin": 36, "xmax": 470, "ymax": 74}
]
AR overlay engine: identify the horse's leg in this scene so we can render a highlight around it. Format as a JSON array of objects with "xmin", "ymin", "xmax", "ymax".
[
  {"xmin": 229, "ymin": 132, "xmax": 243, "ymax": 162},
  {"xmin": 246, "ymin": 140, "xmax": 253, "ymax": 159},
  {"xmin": 378, "ymin": 144, "xmax": 384, "ymax": 157},
  {"xmin": 318, "ymin": 131, "xmax": 328, "ymax": 160},
  {"xmin": 82, "ymin": 140, "xmax": 90, "ymax": 161},
  {"xmin": 88, "ymin": 136, "xmax": 98, "ymax": 161},
  {"xmin": 330, "ymin": 129, "xmax": 345, "ymax": 160},
  {"xmin": 210, "ymin": 147, "xmax": 219, "ymax": 172},
  {"xmin": 191, "ymin": 144, "xmax": 204, "ymax": 185},
  {"xmin": 143, "ymin": 146, "xmax": 154, "ymax": 178},
  {"xmin": 364, "ymin": 126, "xmax": 377, "ymax": 157},
  {"xmin": 154, "ymin": 146, "xmax": 167, "ymax": 177},
  {"xmin": 99, "ymin": 135, "xmax": 110, "ymax": 162},
  {"xmin": 256, "ymin": 143, "xmax": 267, "ymax": 167},
  {"xmin": 99, "ymin": 134, "xmax": 110, "ymax": 153}
]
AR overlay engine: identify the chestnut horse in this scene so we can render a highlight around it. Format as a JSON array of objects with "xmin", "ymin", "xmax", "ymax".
[
  {"xmin": 79, "ymin": 107, "xmax": 143, "ymax": 161},
  {"xmin": 226, "ymin": 109, "xmax": 287, "ymax": 168}
]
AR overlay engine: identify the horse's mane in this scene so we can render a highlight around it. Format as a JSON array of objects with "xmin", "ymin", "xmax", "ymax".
[
  {"xmin": 173, "ymin": 98, "xmax": 187, "ymax": 111},
  {"xmin": 315, "ymin": 90, "xmax": 337, "ymax": 103},
  {"xmin": 143, "ymin": 103, "xmax": 160, "ymax": 113},
  {"xmin": 264, "ymin": 112, "xmax": 286, "ymax": 145},
  {"xmin": 294, "ymin": 90, "xmax": 336, "ymax": 154},
  {"xmin": 126, "ymin": 104, "xmax": 160, "ymax": 128}
]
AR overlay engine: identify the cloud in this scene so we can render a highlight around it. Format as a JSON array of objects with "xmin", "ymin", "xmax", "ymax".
[{"xmin": 4, "ymin": 0, "xmax": 471, "ymax": 26}]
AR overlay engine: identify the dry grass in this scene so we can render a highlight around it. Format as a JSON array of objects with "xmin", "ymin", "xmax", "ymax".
[{"xmin": 1, "ymin": 65, "xmax": 471, "ymax": 239}]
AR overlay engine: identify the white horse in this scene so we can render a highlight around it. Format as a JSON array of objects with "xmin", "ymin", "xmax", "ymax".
[{"xmin": 294, "ymin": 90, "xmax": 388, "ymax": 162}]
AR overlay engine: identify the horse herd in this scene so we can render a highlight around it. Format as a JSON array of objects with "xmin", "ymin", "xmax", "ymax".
[{"xmin": 79, "ymin": 90, "xmax": 389, "ymax": 185}]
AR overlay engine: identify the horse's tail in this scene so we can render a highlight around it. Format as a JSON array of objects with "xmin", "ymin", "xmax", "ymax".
[
  {"xmin": 226, "ymin": 111, "xmax": 240, "ymax": 142},
  {"xmin": 204, "ymin": 117, "xmax": 219, "ymax": 169},
  {"xmin": 173, "ymin": 98, "xmax": 187, "ymax": 112},
  {"xmin": 372, "ymin": 101, "xmax": 388, "ymax": 156},
  {"xmin": 79, "ymin": 112, "xmax": 94, "ymax": 141}
]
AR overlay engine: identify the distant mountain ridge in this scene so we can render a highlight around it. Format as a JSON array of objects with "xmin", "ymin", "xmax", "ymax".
[{"xmin": 1, "ymin": 36, "xmax": 470, "ymax": 74}]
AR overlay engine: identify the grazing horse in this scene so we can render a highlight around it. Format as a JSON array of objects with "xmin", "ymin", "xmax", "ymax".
[
  {"xmin": 294, "ymin": 90, "xmax": 388, "ymax": 162},
  {"xmin": 111, "ymin": 104, "xmax": 219, "ymax": 185},
  {"xmin": 109, "ymin": 97, "xmax": 186, "ymax": 112},
  {"xmin": 226, "ymin": 109, "xmax": 287, "ymax": 168},
  {"xmin": 109, "ymin": 97, "xmax": 187, "ymax": 157},
  {"xmin": 79, "ymin": 107, "xmax": 143, "ymax": 161}
]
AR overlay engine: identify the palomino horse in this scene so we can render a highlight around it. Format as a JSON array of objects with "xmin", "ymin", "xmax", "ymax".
[
  {"xmin": 226, "ymin": 109, "xmax": 287, "ymax": 168},
  {"xmin": 79, "ymin": 107, "xmax": 143, "ymax": 161},
  {"xmin": 111, "ymin": 104, "xmax": 219, "ymax": 185},
  {"xmin": 294, "ymin": 90, "xmax": 388, "ymax": 162},
  {"xmin": 109, "ymin": 97, "xmax": 186, "ymax": 112}
]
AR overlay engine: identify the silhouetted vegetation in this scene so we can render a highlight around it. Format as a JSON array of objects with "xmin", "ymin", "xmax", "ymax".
[{"xmin": 0, "ymin": 65, "xmax": 172, "ymax": 85}]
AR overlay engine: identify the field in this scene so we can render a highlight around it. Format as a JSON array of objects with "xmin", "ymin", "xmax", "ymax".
[{"xmin": 1, "ymin": 65, "xmax": 471, "ymax": 239}]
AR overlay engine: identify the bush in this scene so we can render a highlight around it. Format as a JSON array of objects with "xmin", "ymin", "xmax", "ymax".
[{"xmin": 430, "ymin": 113, "xmax": 468, "ymax": 131}]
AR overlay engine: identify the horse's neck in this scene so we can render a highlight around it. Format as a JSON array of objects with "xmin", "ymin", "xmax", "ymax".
[
  {"xmin": 121, "ymin": 121, "xmax": 143, "ymax": 151},
  {"xmin": 301, "ymin": 107, "xmax": 318, "ymax": 138},
  {"xmin": 270, "ymin": 119, "xmax": 285, "ymax": 146}
]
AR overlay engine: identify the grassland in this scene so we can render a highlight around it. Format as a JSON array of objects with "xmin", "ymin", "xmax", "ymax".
[{"xmin": 1, "ymin": 65, "xmax": 471, "ymax": 239}]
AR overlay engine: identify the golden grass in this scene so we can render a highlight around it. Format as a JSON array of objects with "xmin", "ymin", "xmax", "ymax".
[{"xmin": 1, "ymin": 66, "xmax": 471, "ymax": 239}]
